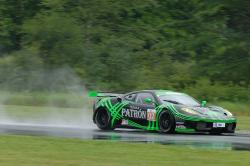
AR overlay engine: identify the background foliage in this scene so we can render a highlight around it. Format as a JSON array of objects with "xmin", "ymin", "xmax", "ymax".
[{"xmin": 0, "ymin": 0, "xmax": 249, "ymax": 101}]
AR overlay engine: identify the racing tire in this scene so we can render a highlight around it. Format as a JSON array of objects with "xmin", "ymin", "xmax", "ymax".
[
  {"xmin": 95, "ymin": 109, "xmax": 114, "ymax": 130},
  {"xmin": 158, "ymin": 110, "xmax": 176, "ymax": 134}
]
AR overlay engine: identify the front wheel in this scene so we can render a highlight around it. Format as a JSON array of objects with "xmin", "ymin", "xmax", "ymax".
[
  {"xmin": 95, "ymin": 109, "xmax": 114, "ymax": 130},
  {"xmin": 158, "ymin": 110, "xmax": 176, "ymax": 134}
]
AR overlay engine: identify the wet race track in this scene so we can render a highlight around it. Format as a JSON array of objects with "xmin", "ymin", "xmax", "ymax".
[{"xmin": 1, "ymin": 123, "xmax": 250, "ymax": 151}]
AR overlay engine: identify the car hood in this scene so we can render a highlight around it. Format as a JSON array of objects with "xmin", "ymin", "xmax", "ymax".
[{"xmin": 173, "ymin": 104, "xmax": 236, "ymax": 121}]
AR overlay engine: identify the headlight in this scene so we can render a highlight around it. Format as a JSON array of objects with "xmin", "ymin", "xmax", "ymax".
[
  {"xmin": 181, "ymin": 108, "xmax": 199, "ymax": 115},
  {"xmin": 223, "ymin": 109, "xmax": 233, "ymax": 117}
]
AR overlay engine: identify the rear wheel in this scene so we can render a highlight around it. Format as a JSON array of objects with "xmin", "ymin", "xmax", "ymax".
[
  {"xmin": 158, "ymin": 110, "xmax": 176, "ymax": 134},
  {"xmin": 95, "ymin": 109, "xmax": 114, "ymax": 130}
]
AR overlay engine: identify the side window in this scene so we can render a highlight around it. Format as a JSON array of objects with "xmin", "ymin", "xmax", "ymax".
[
  {"xmin": 124, "ymin": 93, "xmax": 136, "ymax": 102},
  {"xmin": 135, "ymin": 93, "xmax": 155, "ymax": 105}
]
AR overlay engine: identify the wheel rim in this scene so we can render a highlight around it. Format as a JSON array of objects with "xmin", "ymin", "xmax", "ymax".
[
  {"xmin": 159, "ymin": 112, "xmax": 171, "ymax": 131},
  {"xmin": 97, "ymin": 111, "xmax": 109, "ymax": 127}
]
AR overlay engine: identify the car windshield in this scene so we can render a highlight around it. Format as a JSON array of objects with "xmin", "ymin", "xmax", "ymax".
[{"xmin": 159, "ymin": 93, "xmax": 200, "ymax": 106}]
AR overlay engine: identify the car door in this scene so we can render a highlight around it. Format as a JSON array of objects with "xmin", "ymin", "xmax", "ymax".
[{"xmin": 121, "ymin": 92, "xmax": 156, "ymax": 127}]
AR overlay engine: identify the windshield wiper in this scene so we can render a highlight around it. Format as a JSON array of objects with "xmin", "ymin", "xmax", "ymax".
[{"xmin": 163, "ymin": 100, "xmax": 181, "ymax": 104}]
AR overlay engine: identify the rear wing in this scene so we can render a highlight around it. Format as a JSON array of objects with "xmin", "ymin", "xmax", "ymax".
[{"xmin": 88, "ymin": 91, "xmax": 123, "ymax": 98}]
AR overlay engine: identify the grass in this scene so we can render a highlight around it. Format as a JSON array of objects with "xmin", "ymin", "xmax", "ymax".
[
  {"xmin": 0, "ymin": 105, "xmax": 92, "ymax": 128},
  {"xmin": 0, "ymin": 91, "xmax": 91, "ymax": 108},
  {"xmin": 237, "ymin": 116, "xmax": 250, "ymax": 131},
  {"xmin": 0, "ymin": 104, "xmax": 84, "ymax": 119},
  {"xmin": 0, "ymin": 134, "xmax": 249, "ymax": 166}
]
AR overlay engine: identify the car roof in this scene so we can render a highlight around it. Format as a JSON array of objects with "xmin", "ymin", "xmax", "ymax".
[
  {"xmin": 128, "ymin": 90, "xmax": 187, "ymax": 96},
  {"xmin": 154, "ymin": 90, "xmax": 187, "ymax": 96}
]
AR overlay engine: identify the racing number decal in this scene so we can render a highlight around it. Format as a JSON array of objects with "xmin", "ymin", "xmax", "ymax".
[{"xmin": 147, "ymin": 109, "xmax": 156, "ymax": 121}]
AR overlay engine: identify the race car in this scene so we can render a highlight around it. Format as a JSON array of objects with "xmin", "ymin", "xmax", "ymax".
[{"xmin": 89, "ymin": 90, "xmax": 236, "ymax": 134}]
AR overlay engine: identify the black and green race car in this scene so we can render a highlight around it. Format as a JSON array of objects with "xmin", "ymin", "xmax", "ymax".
[{"xmin": 89, "ymin": 90, "xmax": 236, "ymax": 134}]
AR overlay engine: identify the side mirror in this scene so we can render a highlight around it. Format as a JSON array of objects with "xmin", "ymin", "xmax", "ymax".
[
  {"xmin": 201, "ymin": 100, "xmax": 207, "ymax": 107},
  {"xmin": 88, "ymin": 91, "xmax": 98, "ymax": 97},
  {"xmin": 144, "ymin": 97, "xmax": 153, "ymax": 104}
]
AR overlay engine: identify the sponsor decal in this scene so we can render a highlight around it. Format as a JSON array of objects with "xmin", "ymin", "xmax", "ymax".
[
  {"xmin": 147, "ymin": 109, "xmax": 156, "ymax": 121},
  {"xmin": 121, "ymin": 119, "xmax": 128, "ymax": 125},
  {"xmin": 213, "ymin": 123, "xmax": 225, "ymax": 128},
  {"xmin": 176, "ymin": 125, "xmax": 186, "ymax": 129},
  {"xmin": 129, "ymin": 105, "xmax": 140, "ymax": 110},
  {"xmin": 121, "ymin": 108, "xmax": 146, "ymax": 119}
]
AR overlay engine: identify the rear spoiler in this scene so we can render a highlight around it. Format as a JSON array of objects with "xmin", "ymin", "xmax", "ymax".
[{"xmin": 88, "ymin": 91, "xmax": 123, "ymax": 97}]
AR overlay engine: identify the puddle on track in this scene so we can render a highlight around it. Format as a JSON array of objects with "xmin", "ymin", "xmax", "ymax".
[
  {"xmin": 91, "ymin": 132, "xmax": 250, "ymax": 151},
  {"xmin": 1, "ymin": 124, "xmax": 250, "ymax": 151}
]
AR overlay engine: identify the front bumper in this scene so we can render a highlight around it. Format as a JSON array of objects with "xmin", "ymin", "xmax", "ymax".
[{"xmin": 181, "ymin": 120, "xmax": 236, "ymax": 133}]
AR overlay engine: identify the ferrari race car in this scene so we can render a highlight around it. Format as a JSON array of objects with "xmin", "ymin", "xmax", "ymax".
[{"xmin": 89, "ymin": 90, "xmax": 237, "ymax": 134}]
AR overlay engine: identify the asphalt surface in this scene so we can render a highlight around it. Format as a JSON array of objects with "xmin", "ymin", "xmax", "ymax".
[{"xmin": 0, "ymin": 123, "xmax": 250, "ymax": 151}]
